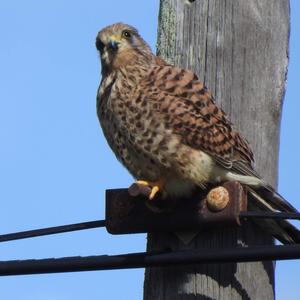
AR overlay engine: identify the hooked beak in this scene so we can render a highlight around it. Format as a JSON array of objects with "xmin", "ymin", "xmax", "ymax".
[
  {"xmin": 108, "ymin": 40, "xmax": 119, "ymax": 51},
  {"xmin": 108, "ymin": 39, "xmax": 120, "ymax": 51}
]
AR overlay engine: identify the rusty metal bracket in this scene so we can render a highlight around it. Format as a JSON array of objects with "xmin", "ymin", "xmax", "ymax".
[{"xmin": 105, "ymin": 181, "xmax": 247, "ymax": 235}]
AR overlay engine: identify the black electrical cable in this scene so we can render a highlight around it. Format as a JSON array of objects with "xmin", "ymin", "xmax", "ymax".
[
  {"xmin": 0, "ymin": 220, "xmax": 106, "ymax": 243},
  {"xmin": 1, "ymin": 244, "xmax": 300, "ymax": 276},
  {"xmin": 1, "ymin": 211, "xmax": 300, "ymax": 244},
  {"xmin": 240, "ymin": 211, "xmax": 300, "ymax": 220}
]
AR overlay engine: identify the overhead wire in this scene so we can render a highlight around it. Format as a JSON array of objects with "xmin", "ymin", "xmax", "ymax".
[{"xmin": 1, "ymin": 244, "xmax": 300, "ymax": 276}]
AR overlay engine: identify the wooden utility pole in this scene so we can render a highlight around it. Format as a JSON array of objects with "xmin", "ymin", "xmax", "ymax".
[{"xmin": 144, "ymin": 1, "xmax": 290, "ymax": 299}]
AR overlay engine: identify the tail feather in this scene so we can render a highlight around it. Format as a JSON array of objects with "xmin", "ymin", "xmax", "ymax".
[
  {"xmin": 248, "ymin": 187, "xmax": 300, "ymax": 244},
  {"xmin": 255, "ymin": 184, "xmax": 298, "ymax": 212}
]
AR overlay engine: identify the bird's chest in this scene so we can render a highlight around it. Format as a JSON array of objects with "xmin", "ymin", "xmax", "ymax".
[
  {"xmin": 97, "ymin": 77, "xmax": 148, "ymax": 174},
  {"xmin": 97, "ymin": 79, "xmax": 128, "ymax": 153},
  {"xmin": 98, "ymin": 75, "xmax": 152, "ymax": 147}
]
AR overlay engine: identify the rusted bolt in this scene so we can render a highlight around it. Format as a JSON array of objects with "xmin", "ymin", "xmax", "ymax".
[{"xmin": 206, "ymin": 186, "xmax": 230, "ymax": 212}]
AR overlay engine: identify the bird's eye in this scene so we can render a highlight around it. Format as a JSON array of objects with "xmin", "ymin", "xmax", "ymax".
[
  {"xmin": 122, "ymin": 30, "xmax": 132, "ymax": 39},
  {"xmin": 96, "ymin": 39, "xmax": 105, "ymax": 52}
]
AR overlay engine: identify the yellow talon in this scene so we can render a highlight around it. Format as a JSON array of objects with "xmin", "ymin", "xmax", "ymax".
[
  {"xmin": 149, "ymin": 186, "xmax": 160, "ymax": 200},
  {"xmin": 136, "ymin": 180, "xmax": 150, "ymax": 186},
  {"xmin": 135, "ymin": 179, "xmax": 165, "ymax": 200}
]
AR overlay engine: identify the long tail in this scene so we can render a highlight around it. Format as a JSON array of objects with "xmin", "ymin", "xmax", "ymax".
[{"xmin": 248, "ymin": 186, "xmax": 300, "ymax": 244}]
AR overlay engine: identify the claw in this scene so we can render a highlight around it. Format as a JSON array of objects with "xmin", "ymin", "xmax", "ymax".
[
  {"xmin": 149, "ymin": 186, "xmax": 160, "ymax": 200},
  {"xmin": 136, "ymin": 180, "xmax": 150, "ymax": 187},
  {"xmin": 134, "ymin": 179, "xmax": 165, "ymax": 200}
]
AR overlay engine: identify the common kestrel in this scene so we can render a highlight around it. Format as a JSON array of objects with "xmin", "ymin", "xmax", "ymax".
[{"xmin": 96, "ymin": 23, "xmax": 300, "ymax": 243}]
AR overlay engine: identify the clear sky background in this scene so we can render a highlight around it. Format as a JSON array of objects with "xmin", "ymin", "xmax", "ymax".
[{"xmin": 0, "ymin": 1, "xmax": 299, "ymax": 299}]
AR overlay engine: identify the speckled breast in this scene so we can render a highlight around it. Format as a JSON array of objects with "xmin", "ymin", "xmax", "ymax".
[{"xmin": 96, "ymin": 74, "xmax": 167, "ymax": 181}]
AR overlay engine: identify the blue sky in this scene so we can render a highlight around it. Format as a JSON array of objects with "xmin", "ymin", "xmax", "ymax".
[{"xmin": 0, "ymin": 1, "xmax": 299, "ymax": 299}]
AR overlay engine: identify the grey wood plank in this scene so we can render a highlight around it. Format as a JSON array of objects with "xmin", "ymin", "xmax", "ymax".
[{"xmin": 144, "ymin": 0, "xmax": 290, "ymax": 299}]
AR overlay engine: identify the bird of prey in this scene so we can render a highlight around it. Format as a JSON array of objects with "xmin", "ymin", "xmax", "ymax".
[{"xmin": 96, "ymin": 22, "xmax": 300, "ymax": 244}]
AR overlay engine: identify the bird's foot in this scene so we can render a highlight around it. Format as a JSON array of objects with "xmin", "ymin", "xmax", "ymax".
[{"xmin": 136, "ymin": 179, "xmax": 166, "ymax": 200}]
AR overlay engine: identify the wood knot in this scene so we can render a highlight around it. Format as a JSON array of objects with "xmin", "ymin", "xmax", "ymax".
[
  {"xmin": 206, "ymin": 186, "xmax": 229, "ymax": 212},
  {"xmin": 185, "ymin": 0, "xmax": 196, "ymax": 5}
]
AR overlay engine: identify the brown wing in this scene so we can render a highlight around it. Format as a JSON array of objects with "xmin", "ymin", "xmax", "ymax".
[{"xmin": 143, "ymin": 64, "xmax": 255, "ymax": 174}]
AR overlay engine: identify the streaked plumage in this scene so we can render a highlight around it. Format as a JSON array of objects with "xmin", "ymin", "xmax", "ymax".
[{"xmin": 96, "ymin": 23, "xmax": 300, "ymax": 243}]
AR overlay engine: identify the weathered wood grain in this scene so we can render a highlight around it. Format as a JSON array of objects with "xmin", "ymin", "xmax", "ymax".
[{"xmin": 144, "ymin": 0, "xmax": 290, "ymax": 299}]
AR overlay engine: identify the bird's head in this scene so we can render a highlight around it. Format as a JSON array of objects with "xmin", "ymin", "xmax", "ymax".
[{"xmin": 96, "ymin": 23, "xmax": 153, "ymax": 75}]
